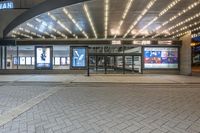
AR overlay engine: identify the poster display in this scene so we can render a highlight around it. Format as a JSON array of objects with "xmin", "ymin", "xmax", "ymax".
[
  {"xmin": 20, "ymin": 57, "xmax": 26, "ymax": 65},
  {"xmin": 61, "ymin": 57, "xmax": 66, "ymax": 65},
  {"xmin": 35, "ymin": 47, "xmax": 52, "ymax": 69},
  {"xmin": 144, "ymin": 47, "xmax": 179, "ymax": 69},
  {"xmin": 13, "ymin": 57, "xmax": 18, "ymax": 65},
  {"xmin": 26, "ymin": 57, "xmax": 32, "ymax": 65},
  {"xmin": 55, "ymin": 57, "xmax": 60, "ymax": 65},
  {"xmin": 72, "ymin": 47, "xmax": 86, "ymax": 68}
]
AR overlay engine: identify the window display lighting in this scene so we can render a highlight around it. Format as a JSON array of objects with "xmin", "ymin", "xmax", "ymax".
[
  {"xmin": 113, "ymin": 0, "xmax": 135, "ymax": 38},
  {"xmin": 123, "ymin": 0, "xmax": 157, "ymax": 38},
  {"xmin": 83, "ymin": 4, "xmax": 98, "ymax": 39},
  {"xmin": 63, "ymin": 8, "xmax": 89, "ymax": 39}
]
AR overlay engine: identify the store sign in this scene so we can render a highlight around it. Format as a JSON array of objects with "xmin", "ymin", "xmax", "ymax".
[
  {"xmin": 158, "ymin": 40, "xmax": 172, "ymax": 45},
  {"xmin": 0, "ymin": 1, "xmax": 14, "ymax": 10},
  {"xmin": 112, "ymin": 40, "xmax": 121, "ymax": 45},
  {"xmin": 133, "ymin": 40, "xmax": 151, "ymax": 45}
]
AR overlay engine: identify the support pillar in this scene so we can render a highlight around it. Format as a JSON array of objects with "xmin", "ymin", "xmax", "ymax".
[{"xmin": 180, "ymin": 33, "xmax": 192, "ymax": 75}]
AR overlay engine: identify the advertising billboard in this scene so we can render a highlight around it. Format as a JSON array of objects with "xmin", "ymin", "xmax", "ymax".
[
  {"xmin": 72, "ymin": 47, "xmax": 87, "ymax": 68},
  {"xmin": 144, "ymin": 47, "xmax": 179, "ymax": 69},
  {"xmin": 35, "ymin": 46, "xmax": 52, "ymax": 69}
]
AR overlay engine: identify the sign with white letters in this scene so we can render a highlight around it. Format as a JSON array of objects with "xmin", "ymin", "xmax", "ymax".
[{"xmin": 0, "ymin": 1, "xmax": 14, "ymax": 10}]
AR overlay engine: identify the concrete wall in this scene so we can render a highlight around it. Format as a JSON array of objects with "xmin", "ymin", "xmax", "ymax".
[
  {"xmin": 180, "ymin": 33, "xmax": 192, "ymax": 75},
  {"xmin": 0, "ymin": 0, "xmax": 45, "ymax": 38},
  {"xmin": 0, "ymin": 10, "xmax": 26, "ymax": 38}
]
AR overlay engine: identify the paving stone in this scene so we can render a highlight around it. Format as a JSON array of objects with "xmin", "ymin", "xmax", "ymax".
[{"xmin": 0, "ymin": 82, "xmax": 199, "ymax": 133}]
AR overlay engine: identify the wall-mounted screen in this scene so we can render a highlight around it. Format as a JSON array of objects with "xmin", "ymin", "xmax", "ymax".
[
  {"xmin": 35, "ymin": 47, "xmax": 52, "ymax": 69},
  {"xmin": 144, "ymin": 47, "xmax": 179, "ymax": 69},
  {"xmin": 72, "ymin": 47, "xmax": 86, "ymax": 68}
]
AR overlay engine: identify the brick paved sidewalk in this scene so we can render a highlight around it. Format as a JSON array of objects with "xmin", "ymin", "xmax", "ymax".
[
  {"xmin": 0, "ymin": 83, "xmax": 200, "ymax": 133},
  {"xmin": 0, "ymin": 74, "xmax": 200, "ymax": 84}
]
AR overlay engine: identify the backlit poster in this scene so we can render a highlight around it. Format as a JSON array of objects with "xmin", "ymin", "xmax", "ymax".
[
  {"xmin": 55, "ymin": 57, "xmax": 60, "ymax": 65},
  {"xmin": 26, "ymin": 57, "xmax": 32, "ymax": 65},
  {"xmin": 61, "ymin": 57, "xmax": 66, "ymax": 65},
  {"xmin": 35, "ymin": 46, "xmax": 52, "ymax": 69},
  {"xmin": 72, "ymin": 47, "xmax": 86, "ymax": 68},
  {"xmin": 144, "ymin": 47, "xmax": 179, "ymax": 69},
  {"xmin": 20, "ymin": 57, "xmax": 25, "ymax": 65}
]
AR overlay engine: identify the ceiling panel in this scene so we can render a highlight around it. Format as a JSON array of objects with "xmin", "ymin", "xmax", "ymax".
[{"xmin": 7, "ymin": 0, "xmax": 200, "ymax": 40}]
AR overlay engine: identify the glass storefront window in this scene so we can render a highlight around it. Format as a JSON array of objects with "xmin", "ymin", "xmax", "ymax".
[
  {"xmin": 53, "ymin": 45, "xmax": 70, "ymax": 69},
  {"xmin": 18, "ymin": 45, "xmax": 34, "ymax": 69},
  {"xmin": 7, "ymin": 46, "xmax": 17, "ymax": 69}
]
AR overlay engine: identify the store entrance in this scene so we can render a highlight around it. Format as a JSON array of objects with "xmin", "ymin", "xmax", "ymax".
[{"xmin": 89, "ymin": 54, "xmax": 142, "ymax": 74}]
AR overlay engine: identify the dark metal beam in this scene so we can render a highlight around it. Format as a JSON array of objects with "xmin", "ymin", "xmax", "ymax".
[{"xmin": 3, "ymin": 0, "xmax": 92, "ymax": 37}]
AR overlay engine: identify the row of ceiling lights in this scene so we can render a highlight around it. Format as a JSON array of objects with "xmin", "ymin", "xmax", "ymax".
[
  {"xmin": 63, "ymin": 8, "xmax": 89, "ymax": 38},
  {"xmin": 104, "ymin": 0, "xmax": 109, "ymax": 39},
  {"xmin": 133, "ymin": 0, "xmax": 181, "ymax": 38},
  {"xmin": 47, "ymin": 12, "xmax": 77, "ymax": 38},
  {"xmin": 123, "ymin": 0, "xmax": 157, "ymax": 38},
  {"xmin": 83, "ymin": 4, "xmax": 98, "ymax": 39},
  {"xmin": 113, "ymin": 0, "xmax": 135, "ymax": 39},
  {"xmin": 168, "ymin": 21, "xmax": 200, "ymax": 37},
  {"xmin": 174, "ymin": 25, "xmax": 200, "ymax": 38},
  {"xmin": 11, "ymin": 0, "xmax": 200, "ymax": 39},
  {"xmin": 152, "ymin": 0, "xmax": 200, "ymax": 38}
]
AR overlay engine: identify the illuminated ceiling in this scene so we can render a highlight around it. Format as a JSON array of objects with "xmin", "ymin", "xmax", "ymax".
[{"xmin": 7, "ymin": 0, "xmax": 200, "ymax": 40}]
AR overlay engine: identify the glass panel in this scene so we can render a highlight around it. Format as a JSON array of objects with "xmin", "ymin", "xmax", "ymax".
[
  {"xmin": 53, "ymin": 45, "xmax": 70, "ymax": 69},
  {"xmin": 7, "ymin": 46, "xmax": 17, "ymax": 69},
  {"xmin": 133, "ymin": 56, "xmax": 142, "ymax": 73},
  {"xmin": 125, "ymin": 56, "xmax": 133, "ymax": 74},
  {"xmin": 18, "ymin": 45, "xmax": 34, "ymax": 69}
]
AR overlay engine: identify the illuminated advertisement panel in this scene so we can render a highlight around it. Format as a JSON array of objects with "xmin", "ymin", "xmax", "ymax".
[
  {"xmin": 20, "ymin": 57, "xmax": 26, "ymax": 65},
  {"xmin": 26, "ymin": 57, "xmax": 32, "ymax": 65},
  {"xmin": 55, "ymin": 57, "xmax": 60, "ymax": 65},
  {"xmin": 144, "ymin": 47, "xmax": 179, "ymax": 69},
  {"xmin": 35, "ymin": 46, "xmax": 52, "ymax": 69},
  {"xmin": 72, "ymin": 47, "xmax": 87, "ymax": 68}
]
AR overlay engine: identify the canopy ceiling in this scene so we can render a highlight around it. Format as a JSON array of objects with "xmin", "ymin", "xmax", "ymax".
[{"xmin": 6, "ymin": 0, "xmax": 200, "ymax": 40}]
